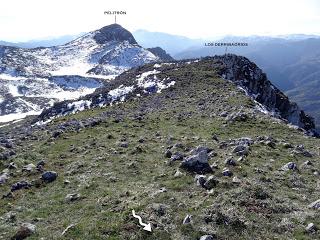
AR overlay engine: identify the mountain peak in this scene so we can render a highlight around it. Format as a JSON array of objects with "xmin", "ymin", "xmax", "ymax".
[{"xmin": 93, "ymin": 24, "xmax": 137, "ymax": 44}]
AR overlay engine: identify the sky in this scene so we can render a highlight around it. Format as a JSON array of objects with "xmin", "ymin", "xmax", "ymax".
[{"xmin": 0, "ymin": 0, "xmax": 319, "ymax": 42}]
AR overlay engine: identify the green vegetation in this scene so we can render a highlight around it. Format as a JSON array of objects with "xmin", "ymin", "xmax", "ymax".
[{"xmin": 0, "ymin": 64, "xmax": 319, "ymax": 239}]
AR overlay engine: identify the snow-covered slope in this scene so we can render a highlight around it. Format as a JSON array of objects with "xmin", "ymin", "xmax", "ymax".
[{"xmin": 0, "ymin": 24, "xmax": 170, "ymax": 123}]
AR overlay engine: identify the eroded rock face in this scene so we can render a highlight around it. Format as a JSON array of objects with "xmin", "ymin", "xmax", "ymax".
[{"xmin": 212, "ymin": 54, "xmax": 315, "ymax": 132}]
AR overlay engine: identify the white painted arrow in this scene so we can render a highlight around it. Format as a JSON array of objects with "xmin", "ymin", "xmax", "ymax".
[{"xmin": 132, "ymin": 209, "xmax": 152, "ymax": 232}]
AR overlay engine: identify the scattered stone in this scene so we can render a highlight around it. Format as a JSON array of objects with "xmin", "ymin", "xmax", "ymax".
[
  {"xmin": 189, "ymin": 146, "xmax": 212, "ymax": 155},
  {"xmin": 0, "ymin": 151, "xmax": 16, "ymax": 160},
  {"xmin": 265, "ymin": 140, "xmax": 276, "ymax": 148},
  {"xmin": 232, "ymin": 176, "xmax": 242, "ymax": 184},
  {"xmin": 11, "ymin": 181, "xmax": 31, "ymax": 192},
  {"xmin": 292, "ymin": 145, "xmax": 313, "ymax": 157},
  {"xmin": 203, "ymin": 176, "xmax": 219, "ymax": 190},
  {"xmin": 303, "ymin": 160, "xmax": 312, "ymax": 166},
  {"xmin": 210, "ymin": 162, "xmax": 219, "ymax": 169},
  {"xmin": 174, "ymin": 169, "xmax": 184, "ymax": 178},
  {"xmin": 152, "ymin": 203, "xmax": 167, "ymax": 216},
  {"xmin": 173, "ymin": 142, "xmax": 184, "ymax": 149},
  {"xmin": 200, "ymin": 235, "xmax": 215, "ymax": 240},
  {"xmin": 171, "ymin": 152, "xmax": 184, "ymax": 161},
  {"xmin": 152, "ymin": 187, "xmax": 167, "ymax": 196},
  {"xmin": 119, "ymin": 141, "xmax": 129, "ymax": 148},
  {"xmin": 52, "ymin": 130, "xmax": 63, "ymax": 138},
  {"xmin": 219, "ymin": 111, "xmax": 228, "ymax": 117},
  {"xmin": 195, "ymin": 175, "xmax": 207, "ymax": 187},
  {"xmin": 222, "ymin": 168, "xmax": 233, "ymax": 177},
  {"xmin": 2, "ymin": 140, "xmax": 13, "ymax": 148},
  {"xmin": 0, "ymin": 173, "xmax": 9, "ymax": 184},
  {"xmin": 183, "ymin": 215, "xmax": 192, "ymax": 224},
  {"xmin": 41, "ymin": 171, "xmax": 58, "ymax": 183},
  {"xmin": 12, "ymin": 223, "xmax": 36, "ymax": 240},
  {"xmin": 220, "ymin": 137, "xmax": 253, "ymax": 148},
  {"xmin": 64, "ymin": 180, "xmax": 71, "ymax": 185},
  {"xmin": 305, "ymin": 223, "xmax": 317, "ymax": 233},
  {"xmin": 226, "ymin": 111, "xmax": 249, "ymax": 122},
  {"xmin": 180, "ymin": 147, "xmax": 212, "ymax": 174},
  {"xmin": 8, "ymin": 162, "xmax": 17, "ymax": 169},
  {"xmin": 280, "ymin": 162, "xmax": 298, "ymax": 171},
  {"xmin": 224, "ymin": 157, "xmax": 237, "ymax": 166},
  {"xmin": 65, "ymin": 193, "xmax": 81, "ymax": 202},
  {"xmin": 308, "ymin": 199, "xmax": 320, "ymax": 210},
  {"xmin": 36, "ymin": 160, "xmax": 46, "ymax": 168},
  {"xmin": 208, "ymin": 151, "xmax": 217, "ymax": 158},
  {"xmin": 22, "ymin": 163, "xmax": 36, "ymax": 172},
  {"xmin": 300, "ymin": 160, "xmax": 313, "ymax": 169},
  {"xmin": 283, "ymin": 143, "xmax": 293, "ymax": 148},
  {"xmin": 2, "ymin": 191, "xmax": 14, "ymax": 199},
  {"xmin": 232, "ymin": 145, "xmax": 249, "ymax": 156},
  {"xmin": 212, "ymin": 135, "xmax": 219, "ymax": 142},
  {"xmin": 164, "ymin": 150, "xmax": 172, "ymax": 158}
]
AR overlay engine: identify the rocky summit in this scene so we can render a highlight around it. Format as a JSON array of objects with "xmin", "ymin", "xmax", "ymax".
[
  {"xmin": 93, "ymin": 24, "xmax": 138, "ymax": 45},
  {"xmin": 0, "ymin": 54, "xmax": 319, "ymax": 239}
]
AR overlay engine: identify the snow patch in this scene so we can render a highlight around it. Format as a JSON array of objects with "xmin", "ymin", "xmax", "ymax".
[
  {"xmin": 67, "ymin": 100, "xmax": 92, "ymax": 114},
  {"xmin": 108, "ymin": 85, "xmax": 134, "ymax": 102},
  {"xmin": 0, "ymin": 74, "xmax": 27, "ymax": 81},
  {"xmin": 0, "ymin": 110, "xmax": 42, "ymax": 123}
]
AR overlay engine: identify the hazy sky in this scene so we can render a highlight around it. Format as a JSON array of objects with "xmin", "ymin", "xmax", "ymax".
[{"xmin": 0, "ymin": 0, "xmax": 319, "ymax": 41}]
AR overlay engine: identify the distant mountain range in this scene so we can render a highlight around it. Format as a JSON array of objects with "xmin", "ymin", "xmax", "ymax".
[
  {"xmin": 0, "ymin": 34, "xmax": 84, "ymax": 48},
  {"xmin": 133, "ymin": 30, "xmax": 204, "ymax": 55}
]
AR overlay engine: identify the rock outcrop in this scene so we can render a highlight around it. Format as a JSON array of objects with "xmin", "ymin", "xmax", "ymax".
[{"xmin": 212, "ymin": 54, "xmax": 315, "ymax": 132}]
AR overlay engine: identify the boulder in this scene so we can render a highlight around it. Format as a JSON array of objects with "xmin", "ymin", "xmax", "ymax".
[
  {"xmin": 41, "ymin": 171, "xmax": 58, "ymax": 183},
  {"xmin": 180, "ymin": 149, "xmax": 212, "ymax": 174},
  {"xmin": 12, "ymin": 223, "xmax": 36, "ymax": 240}
]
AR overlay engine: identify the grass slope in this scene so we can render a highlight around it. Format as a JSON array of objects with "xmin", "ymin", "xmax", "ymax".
[{"xmin": 0, "ymin": 63, "xmax": 319, "ymax": 240}]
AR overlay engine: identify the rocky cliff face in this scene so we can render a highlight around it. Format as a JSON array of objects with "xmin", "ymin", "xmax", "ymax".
[{"xmin": 211, "ymin": 54, "xmax": 315, "ymax": 132}]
